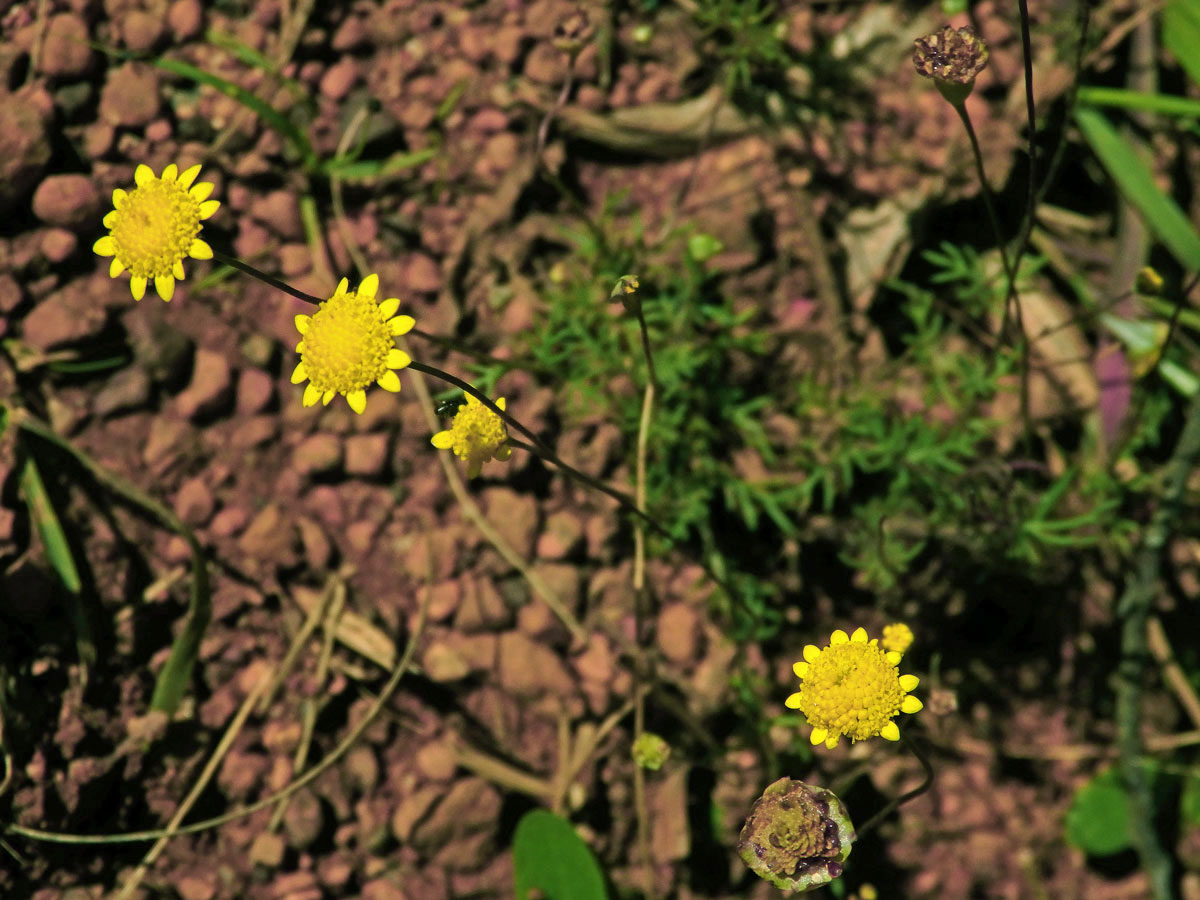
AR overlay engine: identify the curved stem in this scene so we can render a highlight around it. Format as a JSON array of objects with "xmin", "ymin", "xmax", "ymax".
[
  {"xmin": 211, "ymin": 250, "xmax": 324, "ymax": 306},
  {"xmin": 854, "ymin": 729, "xmax": 935, "ymax": 839}
]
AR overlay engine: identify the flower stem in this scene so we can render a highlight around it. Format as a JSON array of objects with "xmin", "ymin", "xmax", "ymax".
[
  {"xmin": 211, "ymin": 250, "xmax": 324, "ymax": 306},
  {"xmin": 854, "ymin": 729, "xmax": 935, "ymax": 838}
]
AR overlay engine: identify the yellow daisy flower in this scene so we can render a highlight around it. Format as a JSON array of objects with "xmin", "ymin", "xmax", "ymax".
[
  {"xmin": 430, "ymin": 392, "xmax": 512, "ymax": 478},
  {"xmin": 785, "ymin": 626, "xmax": 922, "ymax": 749},
  {"xmin": 881, "ymin": 622, "xmax": 914, "ymax": 655},
  {"xmin": 290, "ymin": 274, "xmax": 415, "ymax": 415},
  {"xmin": 92, "ymin": 162, "xmax": 219, "ymax": 302}
]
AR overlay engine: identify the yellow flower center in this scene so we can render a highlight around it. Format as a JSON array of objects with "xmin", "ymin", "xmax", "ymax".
[
  {"xmin": 109, "ymin": 178, "xmax": 203, "ymax": 279},
  {"xmin": 298, "ymin": 288, "xmax": 394, "ymax": 396},
  {"xmin": 795, "ymin": 640, "xmax": 904, "ymax": 743},
  {"xmin": 446, "ymin": 399, "xmax": 508, "ymax": 462}
]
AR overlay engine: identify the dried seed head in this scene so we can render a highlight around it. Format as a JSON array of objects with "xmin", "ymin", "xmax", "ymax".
[
  {"xmin": 913, "ymin": 25, "xmax": 990, "ymax": 105},
  {"xmin": 737, "ymin": 778, "xmax": 856, "ymax": 893}
]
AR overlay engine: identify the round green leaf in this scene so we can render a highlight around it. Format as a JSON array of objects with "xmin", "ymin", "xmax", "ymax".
[
  {"xmin": 1065, "ymin": 770, "xmax": 1133, "ymax": 856},
  {"xmin": 513, "ymin": 810, "xmax": 608, "ymax": 900}
]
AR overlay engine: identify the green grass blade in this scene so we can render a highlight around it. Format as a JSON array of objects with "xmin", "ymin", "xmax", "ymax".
[
  {"xmin": 18, "ymin": 451, "xmax": 95, "ymax": 669},
  {"xmin": 1075, "ymin": 106, "xmax": 1200, "ymax": 269},
  {"xmin": 15, "ymin": 412, "xmax": 210, "ymax": 714},
  {"xmin": 1165, "ymin": 0, "xmax": 1200, "ymax": 89},
  {"xmin": 149, "ymin": 55, "xmax": 319, "ymax": 173},
  {"xmin": 204, "ymin": 29, "xmax": 315, "ymax": 113},
  {"xmin": 1077, "ymin": 86, "xmax": 1200, "ymax": 119},
  {"xmin": 321, "ymin": 147, "xmax": 438, "ymax": 180}
]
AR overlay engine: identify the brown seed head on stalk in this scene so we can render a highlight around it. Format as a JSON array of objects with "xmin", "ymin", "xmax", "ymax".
[
  {"xmin": 737, "ymin": 777, "xmax": 856, "ymax": 892},
  {"xmin": 912, "ymin": 25, "xmax": 990, "ymax": 105}
]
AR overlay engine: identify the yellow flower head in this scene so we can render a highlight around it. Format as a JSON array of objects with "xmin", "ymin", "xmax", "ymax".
[
  {"xmin": 93, "ymin": 163, "xmax": 219, "ymax": 302},
  {"xmin": 881, "ymin": 622, "xmax": 914, "ymax": 655},
  {"xmin": 430, "ymin": 392, "xmax": 512, "ymax": 478},
  {"xmin": 290, "ymin": 274, "xmax": 415, "ymax": 415},
  {"xmin": 785, "ymin": 627, "xmax": 922, "ymax": 749}
]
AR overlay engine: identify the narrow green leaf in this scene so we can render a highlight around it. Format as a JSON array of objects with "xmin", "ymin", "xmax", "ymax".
[
  {"xmin": 513, "ymin": 810, "xmax": 608, "ymax": 900},
  {"xmin": 1077, "ymin": 86, "xmax": 1200, "ymax": 119},
  {"xmin": 18, "ymin": 451, "xmax": 95, "ymax": 668},
  {"xmin": 150, "ymin": 56, "xmax": 319, "ymax": 172},
  {"xmin": 1075, "ymin": 106, "xmax": 1200, "ymax": 270},
  {"xmin": 1165, "ymin": 0, "xmax": 1200, "ymax": 89}
]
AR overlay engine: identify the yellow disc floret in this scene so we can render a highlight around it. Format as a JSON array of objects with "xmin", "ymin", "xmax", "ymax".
[
  {"xmin": 290, "ymin": 274, "xmax": 415, "ymax": 415},
  {"xmin": 785, "ymin": 627, "xmax": 922, "ymax": 749},
  {"xmin": 431, "ymin": 392, "xmax": 512, "ymax": 478},
  {"xmin": 93, "ymin": 162, "xmax": 219, "ymax": 302}
]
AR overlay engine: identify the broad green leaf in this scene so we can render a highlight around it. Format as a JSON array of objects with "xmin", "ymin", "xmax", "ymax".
[
  {"xmin": 1075, "ymin": 106, "xmax": 1200, "ymax": 270},
  {"xmin": 513, "ymin": 810, "xmax": 608, "ymax": 900},
  {"xmin": 1065, "ymin": 769, "xmax": 1133, "ymax": 856}
]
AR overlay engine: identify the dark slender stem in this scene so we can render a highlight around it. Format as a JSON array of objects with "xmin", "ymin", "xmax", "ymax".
[
  {"xmin": 211, "ymin": 250, "xmax": 323, "ymax": 306},
  {"xmin": 854, "ymin": 729, "xmax": 935, "ymax": 839},
  {"xmin": 1015, "ymin": 0, "xmax": 1038, "ymax": 256},
  {"xmin": 952, "ymin": 101, "xmax": 1032, "ymax": 441}
]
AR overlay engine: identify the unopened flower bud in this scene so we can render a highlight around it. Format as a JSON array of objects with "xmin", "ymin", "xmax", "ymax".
[{"xmin": 632, "ymin": 732, "xmax": 671, "ymax": 771}]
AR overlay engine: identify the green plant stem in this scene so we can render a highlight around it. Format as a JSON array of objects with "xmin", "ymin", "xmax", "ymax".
[{"xmin": 1115, "ymin": 388, "xmax": 1200, "ymax": 900}]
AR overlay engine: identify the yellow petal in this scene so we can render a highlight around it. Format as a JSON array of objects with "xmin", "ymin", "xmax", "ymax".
[
  {"xmin": 295, "ymin": 314, "xmax": 311, "ymax": 334},
  {"xmin": 112, "ymin": 187, "xmax": 128, "ymax": 208},
  {"xmin": 161, "ymin": 163, "xmax": 178, "ymax": 182},
  {"xmin": 430, "ymin": 430, "xmax": 453, "ymax": 449},
  {"xmin": 792, "ymin": 661, "xmax": 809, "ymax": 679},
  {"xmin": 809, "ymin": 728, "xmax": 828, "ymax": 746},
  {"xmin": 189, "ymin": 239, "xmax": 213, "ymax": 260},
  {"xmin": 390, "ymin": 314, "xmax": 415, "ymax": 336},
  {"xmin": 198, "ymin": 200, "xmax": 220, "ymax": 220},
  {"xmin": 179, "ymin": 164, "xmax": 202, "ymax": 189},
  {"xmin": 346, "ymin": 389, "xmax": 367, "ymax": 414},
  {"xmin": 496, "ymin": 397, "xmax": 506, "ymax": 411},
  {"xmin": 109, "ymin": 257, "xmax": 125, "ymax": 277},
  {"xmin": 134, "ymin": 164, "xmax": 154, "ymax": 187},
  {"xmin": 386, "ymin": 349, "xmax": 411, "ymax": 370},
  {"xmin": 155, "ymin": 275, "xmax": 175, "ymax": 302},
  {"xmin": 825, "ymin": 735, "xmax": 840, "ymax": 749},
  {"xmin": 377, "ymin": 369, "xmax": 401, "ymax": 392},
  {"xmin": 886, "ymin": 650, "xmax": 902, "ymax": 665},
  {"xmin": 378, "ymin": 297, "xmax": 400, "ymax": 319},
  {"xmin": 359, "ymin": 273, "xmax": 379, "ymax": 299},
  {"xmin": 189, "ymin": 181, "xmax": 214, "ymax": 202},
  {"xmin": 93, "ymin": 235, "xmax": 115, "ymax": 257},
  {"xmin": 334, "ymin": 277, "xmax": 349, "ymax": 296},
  {"xmin": 321, "ymin": 390, "xmax": 335, "ymax": 406},
  {"xmin": 290, "ymin": 362, "xmax": 308, "ymax": 384},
  {"xmin": 103, "ymin": 211, "xmax": 118, "ymax": 229},
  {"xmin": 879, "ymin": 721, "xmax": 901, "ymax": 741},
  {"xmin": 303, "ymin": 383, "xmax": 321, "ymax": 406},
  {"xmin": 784, "ymin": 692, "xmax": 803, "ymax": 709},
  {"xmin": 802, "ymin": 644, "xmax": 820, "ymax": 664},
  {"xmin": 172, "ymin": 260, "xmax": 185, "ymax": 280},
  {"xmin": 901, "ymin": 695, "xmax": 924, "ymax": 714},
  {"xmin": 899, "ymin": 674, "xmax": 920, "ymax": 692},
  {"xmin": 130, "ymin": 276, "xmax": 147, "ymax": 301},
  {"xmin": 830, "ymin": 629, "xmax": 849, "ymax": 645},
  {"xmin": 850, "ymin": 627, "xmax": 868, "ymax": 643}
]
